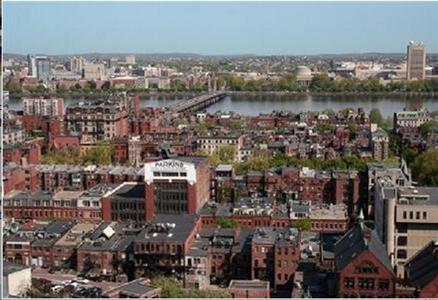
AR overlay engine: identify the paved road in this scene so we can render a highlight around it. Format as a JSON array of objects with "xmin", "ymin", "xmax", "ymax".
[{"xmin": 32, "ymin": 268, "xmax": 119, "ymax": 292}]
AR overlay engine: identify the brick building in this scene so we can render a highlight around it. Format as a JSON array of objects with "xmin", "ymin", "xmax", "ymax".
[
  {"xmin": 76, "ymin": 222, "xmax": 136, "ymax": 280},
  {"xmin": 251, "ymin": 227, "xmax": 300, "ymax": 291},
  {"xmin": 229, "ymin": 280, "xmax": 270, "ymax": 298},
  {"xmin": 143, "ymin": 157, "xmax": 210, "ymax": 221},
  {"xmin": 133, "ymin": 214, "xmax": 201, "ymax": 280},
  {"xmin": 185, "ymin": 228, "xmax": 252, "ymax": 289},
  {"xmin": 66, "ymin": 97, "xmax": 128, "ymax": 143},
  {"xmin": 335, "ymin": 222, "xmax": 396, "ymax": 297}
]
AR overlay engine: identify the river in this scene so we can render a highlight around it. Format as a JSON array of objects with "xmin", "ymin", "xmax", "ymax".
[{"xmin": 7, "ymin": 94, "xmax": 438, "ymax": 117}]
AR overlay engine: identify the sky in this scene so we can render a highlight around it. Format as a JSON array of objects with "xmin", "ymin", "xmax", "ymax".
[{"xmin": 4, "ymin": 1, "xmax": 438, "ymax": 55}]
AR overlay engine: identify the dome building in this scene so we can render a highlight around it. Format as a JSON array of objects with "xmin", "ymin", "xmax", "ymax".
[{"xmin": 295, "ymin": 66, "xmax": 313, "ymax": 86}]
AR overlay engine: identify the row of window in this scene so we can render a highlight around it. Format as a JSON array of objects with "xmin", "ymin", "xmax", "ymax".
[
  {"xmin": 402, "ymin": 211, "xmax": 427, "ymax": 220},
  {"xmin": 343, "ymin": 278, "xmax": 390, "ymax": 290},
  {"xmin": 153, "ymin": 172, "xmax": 187, "ymax": 177}
]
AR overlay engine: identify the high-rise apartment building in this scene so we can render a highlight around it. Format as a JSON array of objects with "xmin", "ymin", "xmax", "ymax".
[
  {"xmin": 27, "ymin": 55, "xmax": 51, "ymax": 81},
  {"xmin": 23, "ymin": 97, "xmax": 64, "ymax": 117},
  {"xmin": 27, "ymin": 55, "xmax": 37, "ymax": 77},
  {"xmin": 406, "ymin": 42, "xmax": 426, "ymax": 80},
  {"xmin": 69, "ymin": 56, "xmax": 85, "ymax": 74}
]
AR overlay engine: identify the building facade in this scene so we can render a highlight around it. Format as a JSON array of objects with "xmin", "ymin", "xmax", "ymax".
[{"xmin": 406, "ymin": 42, "xmax": 426, "ymax": 80}]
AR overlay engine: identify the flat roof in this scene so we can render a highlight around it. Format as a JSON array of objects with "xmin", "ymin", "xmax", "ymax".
[{"xmin": 229, "ymin": 279, "xmax": 269, "ymax": 290}]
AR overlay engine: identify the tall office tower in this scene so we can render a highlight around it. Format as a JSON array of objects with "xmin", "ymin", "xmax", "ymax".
[
  {"xmin": 406, "ymin": 41, "xmax": 426, "ymax": 80},
  {"xmin": 35, "ymin": 56, "xmax": 51, "ymax": 81},
  {"xmin": 27, "ymin": 55, "xmax": 37, "ymax": 77}
]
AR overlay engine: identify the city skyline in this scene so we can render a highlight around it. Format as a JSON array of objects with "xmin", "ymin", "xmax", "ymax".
[{"xmin": 4, "ymin": 1, "xmax": 438, "ymax": 55}]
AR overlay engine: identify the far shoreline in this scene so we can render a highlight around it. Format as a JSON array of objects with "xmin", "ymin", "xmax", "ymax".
[{"xmin": 8, "ymin": 90, "xmax": 438, "ymax": 100}]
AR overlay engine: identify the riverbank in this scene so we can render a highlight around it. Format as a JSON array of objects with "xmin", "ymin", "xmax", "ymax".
[
  {"xmin": 9, "ymin": 90, "xmax": 438, "ymax": 100},
  {"xmin": 227, "ymin": 91, "xmax": 438, "ymax": 98}
]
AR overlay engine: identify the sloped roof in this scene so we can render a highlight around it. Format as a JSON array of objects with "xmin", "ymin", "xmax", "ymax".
[
  {"xmin": 405, "ymin": 240, "xmax": 438, "ymax": 288},
  {"xmin": 334, "ymin": 223, "xmax": 393, "ymax": 273}
]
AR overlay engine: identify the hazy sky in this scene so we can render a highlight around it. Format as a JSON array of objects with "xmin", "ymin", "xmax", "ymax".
[{"xmin": 4, "ymin": 1, "xmax": 438, "ymax": 55}]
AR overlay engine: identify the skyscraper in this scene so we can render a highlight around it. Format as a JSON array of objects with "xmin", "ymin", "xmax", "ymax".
[
  {"xmin": 27, "ymin": 54, "xmax": 37, "ymax": 77},
  {"xmin": 28, "ymin": 55, "xmax": 52, "ymax": 80},
  {"xmin": 406, "ymin": 41, "xmax": 426, "ymax": 80}
]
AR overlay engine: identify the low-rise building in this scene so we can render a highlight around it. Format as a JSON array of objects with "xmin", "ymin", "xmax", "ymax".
[
  {"xmin": 335, "ymin": 222, "xmax": 395, "ymax": 297},
  {"xmin": 229, "ymin": 279, "xmax": 270, "ymax": 298},
  {"xmin": 2, "ymin": 262, "xmax": 32, "ymax": 298}
]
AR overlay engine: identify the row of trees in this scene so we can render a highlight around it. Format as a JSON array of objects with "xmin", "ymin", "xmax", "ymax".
[
  {"xmin": 42, "ymin": 143, "xmax": 115, "ymax": 165},
  {"xmin": 150, "ymin": 276, "xmax": 230, "ymax": 298},
  {"xmin": 6, "ymin": 75, "xmax": 438, "ymax": 96},
  {"xmin": 235, "ymin": 153, "xmax": 368, "ymax": 174},
  {"xmin": 219, "ymin": 74, "xmax": 438, "ymax": 93}
]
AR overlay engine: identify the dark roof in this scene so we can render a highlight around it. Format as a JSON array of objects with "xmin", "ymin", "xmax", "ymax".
[
  {"xmin": 79, "ymin": 222, "xmax": 135, "ymax": 252},
  {"xmin": 321, "ymin": 234, "xmax": 343, "ymax": 259},
  {"xmin": 405, "ymin": 240, "xmax": 438, "ymax": 288},
  {"xmin": 334, "ymin": 223, "xmax": 393, "ymax": 273},
  {"xmin": 104, "ymin": 279, "xmax": 159, "ymax": 298},
  {"xmin": 3, "ymin": 261, "xmax": 30, "ymax": 276},
  {"xmin": 175, "ymin": 156, "xmax": 207, "ymax": 167},
  {"xmin": 111, "ymin": 183, "xmax": 144, "ymax": 200},
  {"xmin": 136, "ymin": 214, "xmax": 198, "ymax": 244}
]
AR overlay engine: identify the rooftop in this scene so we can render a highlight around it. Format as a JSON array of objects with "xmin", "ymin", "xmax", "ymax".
[
  {"xmin": 229, "ymin": 279, "xmax": 270, "ymax": 290},
  {"xmin": 3, "ymin": 261, "xmax": 30, "ymax": 276}
]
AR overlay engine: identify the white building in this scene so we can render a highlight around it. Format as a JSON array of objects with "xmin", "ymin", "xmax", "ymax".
[
  {"xmin": 83, "ymin": 63, "xmax": 106, "ymax": 80},
  {"xmin": 125, "ymin": 55, "xmax": 136, "ymax": 65},
  {"xmin": 2, "ymin": 262, "xmax": 32, "ymax": 298}
]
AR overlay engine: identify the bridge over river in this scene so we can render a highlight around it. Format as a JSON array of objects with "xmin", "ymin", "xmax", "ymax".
[{"xmin": 168, "ymin": 92, "xmax": 227, "ymax": 113}]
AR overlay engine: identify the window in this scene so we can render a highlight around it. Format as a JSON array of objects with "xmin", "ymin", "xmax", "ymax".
[
  {"xmin": 398, "ymin": 224, "xmax": 408, "ymax": 233},
  {"xmin": 409, "ymin": 211, "xmax": 413, "ymax": 219},
  {"xmin": 397, "ymin": 236, "xmax": 407, "ymax": 246},
  {"xmin": 423, "ymin": 212, "xmax": 427, "ymax": 220},
  {"xmin": 358, "ymin": 278, "xmax": 375, "ymax": 290},
  {"xmin": 378, "ymin": 280, "xmax": 389, "ymax": 290},
  {"xmin": 403, "ymin": 211, "xmax": 407, "ymax": 219},
  {"xmin": 397, "ymin": 249, "xmax": 407, "ymax": 259},
  {"xmin": 344, "ymin": 278, "xmax": 355, "ymax": 289},
  {"xmin": 416, "ymin": 212, "xmax": 420, "ymax": 220}
]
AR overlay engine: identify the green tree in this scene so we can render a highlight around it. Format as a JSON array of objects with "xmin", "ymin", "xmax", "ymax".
[
  {"xmin": 401, "ymin": 148, "xmax": 418, "ymax": 166},
  {"xmin": 150, "ymin": 276, "xmax": 230, "ymax": 298},
  {"xmin": 217, "ymin": 217, "xmax": 240, "ymax": 229},
  {"xmin": 419, "ymin": 120, "xmax": 438, "ymax": 136},
  {"xmin": 292, "ymin": 217, "xmax": 312, "ymax": 231},
  {"xmin": 208, "ymin": 146, "xmax": 236, "ymax": 166},
  {"xmin": 82, "ymin": 143, "xmax": 115, "ymax": 165},
  {"xmin": 369, "ymin": 108, "xmax": 384, "ymax": 126},
  {"xmin": 314, "ymin": 124, "xmax": 334, "ymax": 133},
  {"xmin": 309, "ymin": 74, "xmax": 333, "ymax": 92},
  {"xmin": 411, "ymin": 148, "xmax": 438, "ymax": 186}
]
